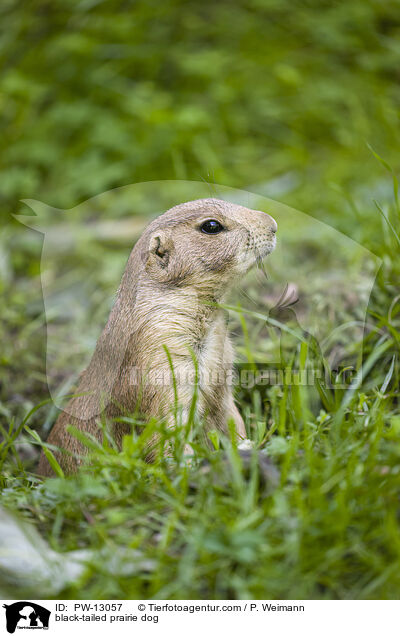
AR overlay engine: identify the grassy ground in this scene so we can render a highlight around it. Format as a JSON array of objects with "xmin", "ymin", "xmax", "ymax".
[{"xmin": 1, "ymin": 0, "xmax": 400, "ymax": 600}]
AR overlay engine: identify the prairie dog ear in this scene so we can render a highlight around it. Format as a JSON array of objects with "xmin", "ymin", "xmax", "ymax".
[{"xmin": 145, "ymin": 230, "xmax": 175, "ymax": 280}]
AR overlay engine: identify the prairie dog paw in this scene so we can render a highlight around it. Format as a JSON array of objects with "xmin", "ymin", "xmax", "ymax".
[{"xmin": 237, "ymin": 438, "xmax": 254, "ymax": 451}]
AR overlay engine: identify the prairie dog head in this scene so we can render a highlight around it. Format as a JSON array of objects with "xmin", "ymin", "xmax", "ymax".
[{"xmin": 142, "ymin": 198, "xmax": 277, "ymax": 296}]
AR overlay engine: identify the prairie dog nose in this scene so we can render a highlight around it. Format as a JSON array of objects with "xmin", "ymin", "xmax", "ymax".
[{"xmin": 265, "ymin": 213, "xmax": 278, "ymax": 233}]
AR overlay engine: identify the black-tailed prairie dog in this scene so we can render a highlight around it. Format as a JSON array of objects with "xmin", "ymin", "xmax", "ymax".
[{"xmin": 38, "ymin": 198, "xmax": 277, "ymax": 475}]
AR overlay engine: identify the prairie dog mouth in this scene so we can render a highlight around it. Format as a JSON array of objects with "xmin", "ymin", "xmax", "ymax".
[
  {"xmin": 253, "ymin": 230, "xmax": 277, "ymax": 260},
  {"xmin": 237, "ymin": 232, "xmax": 276, "ymax": 274}
]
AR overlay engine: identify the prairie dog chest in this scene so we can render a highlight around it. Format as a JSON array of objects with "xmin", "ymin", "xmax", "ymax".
[{"xmin": 197, "ymin": 310, "xmax": 234, "ymax": 392}]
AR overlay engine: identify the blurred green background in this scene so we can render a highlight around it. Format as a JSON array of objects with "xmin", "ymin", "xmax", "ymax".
[{"xmin": 1, "ymin": 0, "xmax": 400, "ymax": 229}]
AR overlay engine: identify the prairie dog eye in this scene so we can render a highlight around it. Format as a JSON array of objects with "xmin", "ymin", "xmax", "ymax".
[{"xmin": 200, "ymin": 219, "xmax": 225, "ymax": 234}]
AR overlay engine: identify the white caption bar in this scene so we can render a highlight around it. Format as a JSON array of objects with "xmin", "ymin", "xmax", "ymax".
[{"xmin": 1, "ymin": 599, "xmax": 398, "ymax": 635}]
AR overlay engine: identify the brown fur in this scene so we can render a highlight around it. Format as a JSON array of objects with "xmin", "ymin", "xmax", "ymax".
[{"xmin": 37, "ymin": 198, "xmax": 277, "ymax": 476}]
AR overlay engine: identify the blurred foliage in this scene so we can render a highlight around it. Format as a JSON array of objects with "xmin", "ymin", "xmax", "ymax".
[{"xmin": 1, "ymin": 0, "xmax": 400, "ymax": 230}]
